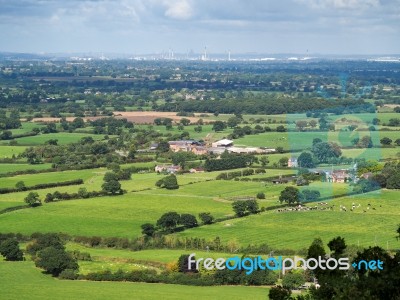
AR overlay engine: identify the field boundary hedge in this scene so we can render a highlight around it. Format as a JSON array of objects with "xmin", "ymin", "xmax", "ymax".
[
  {"xmin": 0, "ymin": 205, "xmax": 30, "ymax": 215},
  {"xmin": 0, "ymin": 179, "xmax": 84, "ymax": 194}
]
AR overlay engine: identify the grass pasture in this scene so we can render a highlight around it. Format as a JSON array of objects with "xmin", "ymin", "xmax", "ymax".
[
  {"xmin": 0, "ymin": 145, "xmax": 28, "ymax": 158},
  {"xmin": 234, "ymin": 130, "xmax": 399, "ymax": 151},
  {"xmin": 3, "ymin": 133, "xmax": 105, "ymax": 146},
  {"xmin": 0, "ymin": 190, "xmax": 233, "ymax": 237},
  {"xmin": 0, "ymin": 168, "xmax": 101, "ymax": 188},
  {"xmin": 136, "ymin": 124, "xmax": 226, "ymax": 140},
  {"xmin": 1, "ymin": 175, "xmax": 398, "ymax": 253},
  {"xmin": 0, "ymin": 163, "xmax": 52, "ymax": 174},
  {"xmin": 66, "ymin": 244, "xmax": 234, "ymax": 264},
  {"xmin": 176, "ymin": 189, "xmax": 400, "ymax": 251},
  {"xmin": 0, "ymin": 262, "xmax": 269, "ymax": 300},
  {"xmin": 10, "ymin": 122, "xmax": 45, "ymax": 135},
  {"xmin": 0, "ymin": 111, "xmax": 399, "ymax": 299},
  {"xmin": 341, "ymin": 147, "xmax": 400, "ymax": 160}
]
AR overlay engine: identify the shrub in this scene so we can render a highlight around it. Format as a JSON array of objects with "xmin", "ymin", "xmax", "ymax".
[
  {"xmin": 199, "ymin": 212, "xmax": 214, "ymax": 225},
  {"xmin": 269, "ymin": 286, "xmax": 292, "ymax": 300},
  {"xmin": 179, "ymin": 214, "xmax": 198, "ymax": 228},
  {"xmin": 256, "ymin": 192, "xmax": 266, "ymax": 199},
  {"xmin": 24, "ymin": 192, "xmax": 42, "ymax": 207},
  {"xmin": 59, "ymin": 269, "xmax": 79, "ymax": 280},
  {"xmin": 156, "ymin": 174, "xmax": 179, "ymax": 190},
  {"xmin": 282, "ymin": 272, "xmax": 305, "ymax": 290}
]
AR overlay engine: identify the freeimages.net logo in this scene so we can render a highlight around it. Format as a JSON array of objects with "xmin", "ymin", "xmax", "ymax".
[{"xmin": 187, "ymin": 253, "xmax": 384, "ymax": 275}]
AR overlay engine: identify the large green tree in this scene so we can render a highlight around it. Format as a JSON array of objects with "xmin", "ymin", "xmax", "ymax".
[
  {"xmin": 227, "ymin": 116, "xmax": 241, "ymax": 128},
  {"xmin": 307, "ymin": 238, "xmax": 326, "ymax": 260},
  {"xmin": 179, "ymin": 214, "xmax": 198, "ymax": 228},
  {"xmin": 0, "ymin": 239, "xmax": 23, "ymax": 261},
  {"xmin": 232, "ymin": 201, "xmax": 248, "ymax": 217},
  {"xmin": 26, "ymin": 233, "xmax": 65, "ymax": 256},
  {"xmin": 312, "ymin": 142, "xmax": 341, "ymax": 163},
  {"xmin": 279, "ymin": 187, "xmax": 300, "ymax": 205},
  {"xmin": 327, "ymin": 236, "xmax": 346, "ymax": 258},
  {"xmin": 171, "ymin": 152, "xmax": 195, "ymax": 169},
  {"xmin": 212, "ymin": 121, "xmax": 227, "ymax": 132},
  {"xmin": 198, "ymin": 212, "xmax": 214, "ymax": 225},
  {"xmin": 101, "ymin": 180, "xmax": 122, "ymax": 194},
  {"xmin": 298, "ymin": 152, "xmax": 315, "ymax": 168},
  {"xmin": 156, "ymin": 174, "xmax": 179, "ymax": 190},
  {"xmin": 24, "ymin": 192, "xmax": 42, "ymax": 207},
  {"xmin": 268, "ymin": 286, "xmax": 291, "ymax": 300},
  {"xmin": 282, "ymin": 272, "xmax": 305, "ymax": 290},
  {"xmin": 35, "ymin": 246, "xmax": 78, "ymax": 277},
  {"xmin": 156, "ymin": 141, "xmax": 170, "ymax": 152},
  {"xmin": 386, "ymin": 172, "xmax": 400, "ymax": 189},
  {"xmin": 102, "ymin": 172, "xmax": 122, "ymax": 194},
  {"xmin": 232, "ymin": 200, "xmax": 259, "ymax": 216},
  {"xmin": 357, "ymin": 136, "xmax": 373, "ymax": 148},
  {"xmin": 140, "ymin": 223, "xmax": 156, "ymax": 237},
  {"xmin": 156, "ymin": 212, "xmax": 180, "ymax": 231}
]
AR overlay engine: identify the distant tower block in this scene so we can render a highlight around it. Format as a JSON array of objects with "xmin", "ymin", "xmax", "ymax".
[
  {"xmin": 202, "ymin": 46, "xmax": 208, "ymax": 61},
  {"xmin": 228, "ymin": 50, "xmax": 231, "ymax": 61}
]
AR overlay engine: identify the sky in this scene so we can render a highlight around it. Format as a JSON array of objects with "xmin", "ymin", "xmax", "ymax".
[{"xmin": 0, "ymin": 0, "xmax": 399, "ymax": 55}]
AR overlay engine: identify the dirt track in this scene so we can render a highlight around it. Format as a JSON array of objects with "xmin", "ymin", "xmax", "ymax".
[{"xmin": 31, "ymin": 111, "xmax": 215, "ymax": 124}]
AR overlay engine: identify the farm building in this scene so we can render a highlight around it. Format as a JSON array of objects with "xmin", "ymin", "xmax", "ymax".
[
  {"xmin": 191, "ymin": 146, "xmax": 208, "ymax": 155},
  {"xmin": 212, "ymin": 139, "xmax": 234, "ymax": 148},
  {"xmin": 288, "ymin": 157, "xmax": 298, "ymax": 168},
  {"xmin": 155, "ymin": 165, "xmax": 181, "ymax": 174},
  {"xmin": 168, "ymin": 140, "xmax": 203, "ymax": 152},
  {"xmin": 149, "ymin": 143, "xmax": 159, "ymax": 151},
  {"xmin": 207, "ymin": 147, "xmax": 228, "ymax": 155},
  {"xmin": 189, "ymin": 167, "xmax": 205, "ymax": 173},
  {"xmin": 325, "ymin": 170, "xmax": 353, "ymax": 183},
  {"xmin": 168, "ymin": 140, "xmax": 198, "ymax": 152}
]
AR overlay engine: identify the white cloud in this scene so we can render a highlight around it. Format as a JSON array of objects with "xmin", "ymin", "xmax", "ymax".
[
  {"xmin": 297, "ymin": 0, "xmax": 380, "ymax": 9},
  {"xmin": 164, "ymin": 0, "xmax": 193, "ymax": 20},
  {"xmin": 328, "ymin": 0, "xmax": 379, "ymax": 9},
  {"xmin": 0, "ymin": 0, "xmax": 399, "ymax": 53}
]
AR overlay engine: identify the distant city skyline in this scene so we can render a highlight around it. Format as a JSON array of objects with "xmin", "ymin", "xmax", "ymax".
[{"xmin": 0, "ymin": 0, "xmax": 399, "ymax": 55}]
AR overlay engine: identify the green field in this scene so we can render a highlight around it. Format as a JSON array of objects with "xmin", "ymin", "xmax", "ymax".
[
  {"xmin": 67, "ymin": 243, "xmax": 247, "ymax": 274},
  {"xmin": 0, "ymin": 189, "xmax": 232, "ymax": 237},
  {"xmin": 0, "ymin": 262, "xmax": 269, "ymax": 300},
  {"xmin": 10, "ymin": 122, "xmax": 45, "ymax": 135},
  {"xmin": 135, "ymin": 124, "xmax": 229, "ymax": 140},
  {"xmin": 65, "ymin": 243, "xmax": 239, "ymax": 275},
  {"xmin": 176, "ymin": 189, "xmax": 400, "ymax": 251},
  {"xmin": 1, "ymin": 111, "xmax": 399, "ymax": 298},
  {"xmin": 248, "ymin": 112, "xmax": 399, "ymax": 126},
  {"xmin": 0, "ymin": 168, "xmax": 100, "ymax": 188},
  {"xmin": 1, "ymin": 175, "xmax": 399, "ymax": 252},
  {"xmin": 275, "ymin": 147, "xmax": 400, "ymax": 162},
  {"xmin": 66, "ymin": 244, "xmax": 235, "ymax": 264},
  {"xmin": 0, "ymin": 145, "xmax": 28, "ymax": 158},
  {"xmin": 2, "ymin": 133, "xmax": 105, "ymax": 146},
  {"xmin": 235, "ymin": 130, "xmax": 399, "ymax": 151},
  {"xmin": 0, "ymin": 163, "xmax": 52, "ymax": 174},
  {"xmin": 341, "ymin": 147, "xmax": 400, "ymax": 160}
]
